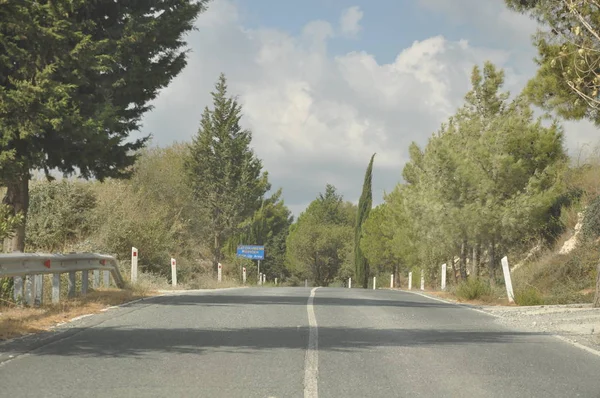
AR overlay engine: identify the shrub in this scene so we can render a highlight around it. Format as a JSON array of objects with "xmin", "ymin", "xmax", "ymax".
[
  {"xmin": 455, "ymin": 278, "xmax": 492, "ymax": 301},
  {"xmin": 582, "ymin": 195, "xmax": 600, "ymax": 241},
  {"xmin": 514, "ymin": 287, "xmax": 544, "ymax": 306}
]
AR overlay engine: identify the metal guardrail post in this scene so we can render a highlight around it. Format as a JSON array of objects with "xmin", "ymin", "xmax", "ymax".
[
  {"xmin": 93, "ymin": 270, "xmax": 100, "ymax": 289},
  {"xmin": 14, "ymin": 276, "xmax": 23, "ymax": 303},
  {"xmin": 81, "ymin": 270, "xmax": 89, "ymax": 295},
  {"xmin": 68, "ymin": 272, "xmax": 76, "ymax": 298},
  {"xmin": 52, "ymin": 274, "xmax": 60, "ymax": 304},
  {"xmin": 34, "ymin": 274, "xmax": 43, "ymax": 306},
  {"xmin": 103, "ymin": 270, "xmax": 110, "ymax": 287}
]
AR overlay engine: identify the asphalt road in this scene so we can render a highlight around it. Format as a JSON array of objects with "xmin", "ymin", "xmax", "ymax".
[{"xmin": 1, "ymin": 287, "xmax": 600, "ymax": 397}]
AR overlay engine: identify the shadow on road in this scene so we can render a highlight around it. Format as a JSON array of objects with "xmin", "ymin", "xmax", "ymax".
[
  {"xmin": 7, "ymin": 325, "xmax": 546, "ymax": 358},
  {"xmin": 148, "ymin": 292, "xmax": 455, "ymax": 309}
]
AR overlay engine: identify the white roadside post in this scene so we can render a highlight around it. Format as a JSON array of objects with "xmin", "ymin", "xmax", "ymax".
[
  {"xmin": 171, "ymin": 258, "xmax": 177, "ymax": 287},
  {"xmin": 441, "ymin": 263, "xmax": 447, "ymax": 290},
  {"xmin": 408, "ymin": 272, "xmax": 412, "ymax": 290},
  {"xmin": 262, "ymin": 274, "xmax": 266, "ymax": 284},
  {"xmin": 390, "ymin": 274, "xmax": 394, "ymax": 288},
  {"xmin": 420, "ymin": 269, "xmax": 425, "ymax": 290},
  {"xmin": 275, "ymin": 277, "xmax": 278, "ymax": 286},
  {"xmin": 131, "ymin": 247, "xmax": 138, "ymax": 283},
  {"xmin": 305, "ymin": 279, "xmax": 308, "ymax": 288},
  {"xmin": 373, "ymin": 276, "xmax": 376, "ymax": 290},
  {"xmin": 217, "ymin": 263, "xmax": 222, "ymax": 283},
  {"xmin": 348, "ymin": 277, "xmax": 352, "ymax": 288},
  {"xmin": 501, "ymin": 256, "xmax": 515, "ymax": 303},
  {"xmin": 242, "ymin": 267, "xmax": 247, "ymax": 284}
]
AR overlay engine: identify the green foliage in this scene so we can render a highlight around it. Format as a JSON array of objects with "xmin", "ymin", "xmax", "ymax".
[
  {"xmin": 582, "ymin": 195, "xmax": 600, "ymax": 241},
  {"xmin": 186, "ymin": 74, "xmax": 270, "ymax": 271},
  {"xmin": 26, "ymin": 180, "xmax": 96, "ymax": 252},
  {"xmin": 514, "ymin": 287, "xmax": 545, "ymax": 306},
  {"xmin": 0, "ymin": 203, "xmax": 23, "ymax": 242},
  {"xmin": 226, "ymin": 188, "xmax": 293, "ymax": 280},
  {"xmin": 355, "ymin": 154, "xmax": 374, "ymax": 288},
  {"xmin": 286, "ymin": 185, "xmax": 356, "ymax": 286},
  {"xmin": 380, "ymin": 62, "xmax": 568, "ymax": 285},
  {"xmin": 455, "ymin": 278, "xmax": 492, "ymax": 301},
  {"xmin": 0, "ymin": 0, "xmax": 207, "ymax": 251},
  {"xmin": 505, "ymin": 0, "xmax": 600, "ymax": 124}
]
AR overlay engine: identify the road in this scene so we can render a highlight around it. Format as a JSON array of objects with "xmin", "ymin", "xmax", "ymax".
[{"xmin": 1, "ymin": 287, "xmax": 600, "ymax": 397}]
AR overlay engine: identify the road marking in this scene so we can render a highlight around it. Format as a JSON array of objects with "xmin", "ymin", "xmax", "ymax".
[{"xmin": 304, "ymin": 287, "xmax": 319, "ymax": 398}]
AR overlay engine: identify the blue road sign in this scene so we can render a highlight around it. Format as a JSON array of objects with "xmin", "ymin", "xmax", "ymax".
[{"xmin": 236, "ymin": 245, "xmax": 265, "ymax": 260}]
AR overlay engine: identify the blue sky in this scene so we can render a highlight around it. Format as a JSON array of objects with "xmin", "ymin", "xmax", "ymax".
[
  {"xmin": 141, "ymin": 0, "xmax": 598, "ymax": 216},
  {"xmin": 235, "ymin": 0, "xmax": 443, "ymax": 61}
]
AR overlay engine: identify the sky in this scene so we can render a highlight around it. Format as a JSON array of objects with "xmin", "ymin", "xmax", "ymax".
[{"xmin": 139, "ymin": 0, "xmax": 599, "ymax": 216}]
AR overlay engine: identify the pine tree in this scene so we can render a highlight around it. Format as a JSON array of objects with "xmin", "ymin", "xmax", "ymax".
[
  {"xmin": 505, "ymin": 0, "xmax": 600, "ymax": 123},
  {"xmin": 355, "ymin": 154, "xmax": 375, "ymax": 288},
  {"xmin": 186, "ymin": 74, "xmax": 270, "ymax": 272},
  {"xmin": 0, "ymin": 0, "xmax": 206, "ymax": 251}
]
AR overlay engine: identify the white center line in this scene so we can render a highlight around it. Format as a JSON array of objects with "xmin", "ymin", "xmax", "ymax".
[{"xmin": 304, "ymin": 287, "xmax": 319, "ymax": 398}]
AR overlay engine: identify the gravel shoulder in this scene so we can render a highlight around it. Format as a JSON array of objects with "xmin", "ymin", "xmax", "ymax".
[{"xmin": 401, "ymin": 289, "xmax": 600, "ymax": 354}]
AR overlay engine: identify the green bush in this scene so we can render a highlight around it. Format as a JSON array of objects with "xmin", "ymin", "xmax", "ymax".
[
  {"xmin": 455, "ymin": 278, "xmax": 492, "ymax": 300},
  {"xmin": 514, "ymin": 287, "xmax": 544, "ymax": 306}
]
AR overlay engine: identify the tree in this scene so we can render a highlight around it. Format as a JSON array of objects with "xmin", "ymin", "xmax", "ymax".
[
  {"xmin": 360, "ymin": 204, "xmax": 399, "ymax": 282},
  {"xmin": 186, "ymin": 74, "xmax": 270, "ymax": 272},
  {"xmin": 286, "ymin": 184, "xmax": 355, "ymax": 286},
  {"xmin": 394, "ymin": 62, "xmax": 568, "ymax": 287},
  {"xmin": 505, "ymin": 0, "xmax": 600, "ymax": 123},
  {"xmin": 0, "ymin": 0, "xmax": 207, "ymax": 251},
  {"xmin": 226, "ymin": 188, "xmax": 293, "ymax": 280},
  {"xmin": 355, "ymin": 154, "xmax": 375, "ymax": 288},
  {"xmin": 26, "ymin": 180, "xmax": 96, "ymax": 252}
]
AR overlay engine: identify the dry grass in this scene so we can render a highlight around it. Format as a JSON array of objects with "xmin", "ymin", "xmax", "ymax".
[
  {"xmin": 427, "ymin": 288, "xmax": 514, "ymax": 306},
  {"xmin": 0, "ymin": 288, "xmax": 156, "ymax": 341}
]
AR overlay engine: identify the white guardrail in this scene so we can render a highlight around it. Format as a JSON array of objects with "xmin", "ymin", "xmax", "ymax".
[{"xmin": 0, "ymin": 253, "xmax": 125, "ymax": 306}]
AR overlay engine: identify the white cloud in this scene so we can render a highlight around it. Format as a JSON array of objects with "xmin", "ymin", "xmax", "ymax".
[
  {"xmin": 339, "ymin": 6, "xmax": 363, "ymax": 37},
  {"xmin": 141, "ymin": 0, "xmax": 598, "ymax": 215}
]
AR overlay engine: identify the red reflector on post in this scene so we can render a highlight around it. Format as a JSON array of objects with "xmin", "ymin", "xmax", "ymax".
[
  {"xmin": 44, "ymin": 260, "xmax": 51, "ymax": 268},
  {"xmin": 100, "ymin": 259, "xmax": 106, "ymax": 265}
]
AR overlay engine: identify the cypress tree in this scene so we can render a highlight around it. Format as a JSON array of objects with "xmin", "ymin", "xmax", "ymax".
[{"xmin": 355, "ymin": 154, "xmax": 375, "ymax": 288}]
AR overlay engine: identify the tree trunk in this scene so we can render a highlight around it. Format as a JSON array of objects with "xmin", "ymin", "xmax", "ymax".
[
  {"xmin": 449, "ymin": 257, "xmax": 457, "ymax": 284},
  {"xmin": 393, "ymin": 263, "xmax": 398, "ymax": 288},
  {"xmin": 593, "ymin": 258, "xmax": 600, "ymax": 308},
  {"xmin": 488, "ymin": 240, "xmax": 496, "ymax": 286},
  {"xmin": 212, "ymin": 233, "xmax": 221, "ymax": 273},
  {"xmin": 460, "ymin": 240, "xmax": 468, "ymax": 281},
  {"xmin": 2, "ymin": 172, "xmax": 29, "ymax": 253},
  {"xmin": 472, "ymin": 243, "xmax": 480, "ymax": 278}
]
